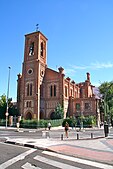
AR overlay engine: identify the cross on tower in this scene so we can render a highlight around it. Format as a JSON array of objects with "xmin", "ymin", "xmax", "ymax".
[{"xmin": 36, "ymin": 24, "xmax": 39, "ymax": 31}]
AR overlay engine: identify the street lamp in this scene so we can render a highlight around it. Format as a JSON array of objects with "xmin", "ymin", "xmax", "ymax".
[
  {"xmin": 6, "ymin": 66, "xmax": 11, "ymax": 128},
  {"xmin": 36, "ymin": 92, "xmax": 40, "ymax": 121},
  {"xmin": 80, "ymin": 101, "xmax": 84, "ymax": 129}
]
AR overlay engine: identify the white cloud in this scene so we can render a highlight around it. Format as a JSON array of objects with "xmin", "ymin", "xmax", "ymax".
[
  {"xmin": 91, "ymin": 82, "xmax": 100, "ymax": 87},
  {"xmin": 63, "ymin": 62, "xmax": 113, "ymax": 79},
  {"xmin": 70, "ymin": 65, "xmax": 87, "ymax": 70},
  {"xmin": 64, "ymin": 68, "xmax": 76, "ymax": 75},
  {"xmin": 91, "ymin": 62, "xmax": 113, "ymax": 69},
  {"xmin": 70, "ymin": 62, "xmax": 113, "ymax": 70}
]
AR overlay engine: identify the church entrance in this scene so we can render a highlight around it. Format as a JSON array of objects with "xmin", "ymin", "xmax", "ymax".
[
  {"xmin": 25, "ymin": 112, "xmax": 32, "ymax": 120},
  {"xmin": 50, "ymin": 112, "xmax": 55, "ymax": 120}
]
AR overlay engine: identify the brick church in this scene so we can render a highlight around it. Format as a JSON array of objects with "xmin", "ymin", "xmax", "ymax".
[{"xmin": 17, "ymin": 30, "xmax": 100, "ymax": 125}]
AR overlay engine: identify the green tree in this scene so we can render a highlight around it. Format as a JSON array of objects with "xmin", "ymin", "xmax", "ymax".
[
  {"xmin": 99, "ymin": 81, "xmax": 113, "ymax": 122},
  {"xmin": 0, "ymin": 94, "xmax": 18, "ymax": 119},
  {"xmin": 0, "ymin": 94, "xmax": 7, "ymax": 119},
  {"xmin": 51, "ymin": 104, "xmax": 64, "ymax": 120},
  {"xmin": 8, "ymin": 103, "xmax": 19, "ymax": 117}
]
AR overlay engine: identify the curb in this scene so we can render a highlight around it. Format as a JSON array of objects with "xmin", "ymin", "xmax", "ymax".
[
  {"xmin": 5, "ymin": 140, "xmax": 113, "ymax": 166},
  {"xmin": 5, "ymin": 140, "xmax": 48, "ymax": 151}
]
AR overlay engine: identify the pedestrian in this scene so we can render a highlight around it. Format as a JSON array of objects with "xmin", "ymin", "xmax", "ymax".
[
  {"xmin": 48, "ymin": 122, "xmax": 51, "ymax": 130},
  {"xmin": 77, "ymin": 119, "xmax": 81, "ymax": 131},
  {"xmin": 65, "ymin": 122, "xmax": 69, "ymax": 138},
  {"xmin": 71, "ymin": 122, "xmax": 74, "ymax": 129}
]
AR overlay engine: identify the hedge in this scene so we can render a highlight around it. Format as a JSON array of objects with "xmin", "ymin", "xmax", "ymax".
[{"xmin": 20, "ymin": 119, "xmax": 63, "ymax": 129}]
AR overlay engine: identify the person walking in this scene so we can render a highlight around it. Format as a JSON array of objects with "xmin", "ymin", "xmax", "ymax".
[
  {"xmin": 65, "ymin": 122, "xmax": 69, "ymax": 138},
  {"xmin": 48, "ymin": 122, "xmax": 51, "ymax": 130}
]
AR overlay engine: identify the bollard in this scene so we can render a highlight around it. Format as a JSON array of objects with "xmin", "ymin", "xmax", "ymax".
[
  {"xmin": 91, "ymin": 133, "xmax": 93, "ymax": 139},
  {"xmin": 104, "ymin": 124, "xmax": 109, "ymax": 137},
  {"xmin": 42, "ymin": 131, "xmax": 50, "ymax": 138},
  {"xmin": 17, "ymin": 122, "xmax": 20, "ymax": 132},
  {"xmin": 61, "ymin": 134, "xmax": 63, "ymax": 140},
  {"xmin": 77, "ymin": 133, "xmax": 79, "ymax": 140}
]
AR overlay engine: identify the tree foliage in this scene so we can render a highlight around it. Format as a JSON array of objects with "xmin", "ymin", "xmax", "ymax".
[
  {"xmin": 50, "ymin": 104, "xmax": 64, "ymax": 120},
  {"xmin": 0, "ymin": 94, "xmax": 19, "ymax": 119},
  {"xmin": 99, "ymin": 81, "xmax": 113, "ymax": 120},
  {"xmin": 0, "ymin": 95, "xmax": 7, "ymax": 119},
  {"xmin": 99, "ymin": 81, "xmax": 113, "ymax": 100},
  {"xmin": 99, "ymin": 81, "xmax": 113, "ymax": 106},
  {"xmin": 62, "ymin": 116, "xmax": 96, "ymax": 128}
]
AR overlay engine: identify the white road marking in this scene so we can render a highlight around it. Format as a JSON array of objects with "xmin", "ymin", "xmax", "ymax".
[
  {"xmin": 43, "ymin": 151, "xmax": 113, "ymax": 169},
  {"xmin": 34, "ymin": 155, "xmax": 81, "ymax": 169},
  {"xmin": 22, "ymin": 162, "xmax": 41, "ymax": 169},
  {"xmin": 0, "ymin": 149, "xmax": 36, "ymax": 169}
]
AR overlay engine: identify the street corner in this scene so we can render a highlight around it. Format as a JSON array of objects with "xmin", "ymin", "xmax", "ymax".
[
  {"xmin": 105, "ymin": 139, "xmax": 113, "ymax": 148},
  {"xmin": 108, "ymin": 139, "xmax": 113, "ymax": 145},
  {"xmin": 48, "ymin": 144, "xmax": 113, "ymax": 165}
]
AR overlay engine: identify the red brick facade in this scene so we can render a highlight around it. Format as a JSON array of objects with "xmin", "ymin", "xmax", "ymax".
[{"xmin": 17, "ymin": 30, "xmax": 100, "ymax": 125}]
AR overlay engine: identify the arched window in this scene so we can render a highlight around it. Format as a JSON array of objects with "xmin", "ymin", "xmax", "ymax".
[
  {"xmin": 54, "ymin": 85, "xmax": 56, "ymax": 96},
  {"xmin": 30, "ymin": 83, "xmax": 32, "ymax": 96},
  {"xmin": 26, "ymin": 101, "xmax": 32, "ymax": 107},
  {"xmin": 65, "ymin": 86, "xmax": 67, "ymax": 97},
  {"xmin": 26, "ymin": 101, "xmax": 29, "ymax": 107},
  {"xmin": 76, "ymin": 103, "xmax": 80, "ymax": 110},
  {"xmin": 29, "ymin": 42, "xmax": 34, "ymax": 56},
  {"xmin": 50, "ymin": 85, "xmax": 53, "ymax": 97},
  {"xmin": 70, "ymin": 89, "xmax": 73, "ymax": 96},
  {"xmin": 29, "ymin": 101, "xmax": 31, "ymax": 107},
  {"xmin": 80, "ymin": 88, "xmax": 82, "ymax": 98},
  {"xmin": 40, "ymin": 42, "xmax": 43, "ymax": 56},
  {"xmin": 27, "ymin": 83, "xmax": 32, "ymax": 96},
  {"xmin": 50, "ymin": 85, "xmax": 57, "ymax": 97},
  {"xmin": 27, "ymin": 84, "xmax": 29, "ymax": 96}
]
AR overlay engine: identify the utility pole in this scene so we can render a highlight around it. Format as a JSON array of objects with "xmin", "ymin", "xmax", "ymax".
[{"xmin": 6, "ymin": 66, "xmax": 11, "ymax": 128}]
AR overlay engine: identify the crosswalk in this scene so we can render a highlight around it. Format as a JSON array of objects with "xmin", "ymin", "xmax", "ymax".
[
  {"xmin": 22, "ymin": 156, "xmax": 81, "ymax": 169},
  {"xmin": 0, "ymin": 149, "xmax": 37, "ymax": 169},
  {"xmin": 22, "ymin": 162, "xmax": 42, "ymax": 169},
  {"xmin": 21, "ymin": 151, "xmax": 113, "ymax": 169},
  {"xmin": 34, "ymin": 155, "xmax": 81, "ymax": 169},
  {"xmin": 0, "ymin": 148, "xmax": 113, "ymax": 169}
]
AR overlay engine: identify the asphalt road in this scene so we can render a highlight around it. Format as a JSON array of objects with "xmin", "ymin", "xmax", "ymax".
[
  {"xmin": 0, "ymin": 142, "xmax": 102, "ymax": 169},
  {"xmin": 0, "ymin": 127, "xmax": 106, "ymax": 141}
]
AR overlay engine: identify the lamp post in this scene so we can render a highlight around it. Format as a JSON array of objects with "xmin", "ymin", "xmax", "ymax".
[
  {"xmin": 36, "ymin": 92, "xmax": 40, "ymax": 121},
  {"xmin": 80, "ymin": 101, "xmax": 84, "ymax": 129},
  {"xmin": 6, "ymin": 66, "xmax": 11, "ymax": 128}
]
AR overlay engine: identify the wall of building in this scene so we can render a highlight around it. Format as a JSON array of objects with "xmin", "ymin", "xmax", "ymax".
[{"xmin": 17, "ymin": 30, "xmax": 100, "ymax": 123}]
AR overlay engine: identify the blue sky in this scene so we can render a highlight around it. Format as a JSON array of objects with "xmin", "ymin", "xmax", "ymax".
[{"xmin": 0, "ymin": 0, "xmax": 113, "ymax": 101}]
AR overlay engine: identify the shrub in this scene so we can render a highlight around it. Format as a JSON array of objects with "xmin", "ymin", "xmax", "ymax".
[
  {"xmin": 62, "ymin": 117, "xmax": 76, "ymax": 127},
  {"xmin": 20, "ymin": 119, "xmax": 63, "ymax": 129},
  {"xmin": 62, "ymin": 115, "xmax": 96, "ymax": 128},
  {"xmin": 20, "ymin": 119, "xmax": 38, "ymax": 128},
  {"xmin": 83, "ymin": 116, "xmax": 96, "ymax": 128}
]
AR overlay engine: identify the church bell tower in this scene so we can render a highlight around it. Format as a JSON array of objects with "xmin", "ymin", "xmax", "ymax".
[{"xmin": 17, "ymin": 30, "xmax": 48, "ymax": 120}]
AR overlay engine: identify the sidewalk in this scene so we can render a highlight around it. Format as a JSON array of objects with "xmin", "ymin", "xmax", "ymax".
[{"xmin": 4, "ymin": 127, "xmax": 113, "ymax": 166}]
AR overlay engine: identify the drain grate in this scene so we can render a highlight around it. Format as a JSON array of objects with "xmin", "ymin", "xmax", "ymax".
[{"xmin": 26, "ymin": 141, "xmax": 36, "ymax": 143}]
